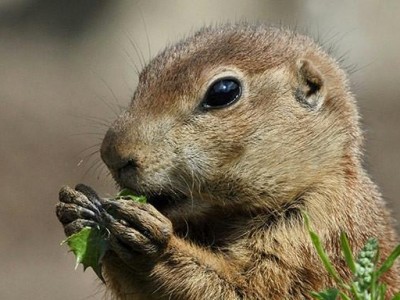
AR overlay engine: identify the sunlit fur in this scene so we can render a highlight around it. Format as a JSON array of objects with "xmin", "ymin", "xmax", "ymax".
[{"xmin": 100, "ymin": 23, "xmax": 399, "ymax": 299}]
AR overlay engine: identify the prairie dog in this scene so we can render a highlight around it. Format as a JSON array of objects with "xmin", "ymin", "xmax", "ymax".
[{"xmin": 56, "ymin": 23, "xmax": 399, "ymax": 299}]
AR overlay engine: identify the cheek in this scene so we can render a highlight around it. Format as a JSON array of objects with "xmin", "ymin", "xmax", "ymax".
[
  {"xmin": 181, "ymin": 141, "xmax": 211, "ymax": 175},
  {"xmin": 178, "ymin": 128, "xmax": 246, "ymax": 183}
]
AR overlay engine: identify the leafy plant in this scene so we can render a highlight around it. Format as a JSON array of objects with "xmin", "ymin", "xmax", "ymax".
[
  {"xmin": 116, "ymin": 188, "xmax": 147, "ymax": 203},
  {"xmin": 304, "ymin": 213, "xmax": 400, "ymax": 300},
  {"xmin": 62, "ymin": 189, "xmax": 146, "ymax": 279},
  {"xmin": 62, "ymin": 226, "xmax": 109, "ymax": 280}
]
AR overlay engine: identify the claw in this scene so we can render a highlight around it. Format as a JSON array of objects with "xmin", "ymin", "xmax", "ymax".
[
  {"xmin": 59, "ymin": 186, "xmax": 102, "ymax": 216},
  {"xmin": 75, "ymin": 184, "xmax": 103, "ymax": 210},
  {"xmin": 101, "ymin": 210, "xmax": 117, "ymax": 223},
  {"xmin": 56, "ymin": 202, "xmax": 99, "ymax": 224},
  {"xmin": 63, "ymin": 219, "xmax": 97, "ymax": 237}
]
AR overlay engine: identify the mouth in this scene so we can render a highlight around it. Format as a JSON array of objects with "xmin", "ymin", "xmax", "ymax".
[
  {"xmin": 115, "ymin": 172, "xmax": 188, "ymax": 212},
  {"xmin": 117, "ymin": 183, "xmax": 187, "ymax": 212},
  {"xmin": 146, "ymin": 192, "xmax": 183, "ymax": 211}
]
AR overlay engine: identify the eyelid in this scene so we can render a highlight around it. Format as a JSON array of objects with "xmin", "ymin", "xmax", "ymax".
[{"xmin": 201, "ymin": 68, "xmax": 243, "ymax": 90}]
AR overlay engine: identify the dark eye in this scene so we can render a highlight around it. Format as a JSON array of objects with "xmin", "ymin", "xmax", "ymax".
[{"xmin": 202, "ymin": 77, "xmax": 242, "ymax": 109}]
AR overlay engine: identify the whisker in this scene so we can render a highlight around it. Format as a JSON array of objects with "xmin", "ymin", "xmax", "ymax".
[
  {"xmin": 82, "ymin": 149, "xmax": 101, "ymax": 161},
  {"xmin": 68, "ymin": 132, "xmax": 105, "ymax": 138},
  {"xmin": 93, "ymin": 160, "xmax": 106, "ymax": 180},
  {"xmin": 138, "ymin": 6, "xmax": 152, "ymax": 61},
  {"xmin": 82, "ymin": 159, "xmax": 103, "ymax": 180},
  {"xmin": 123, "ymin": 47, "xmax": 141, "ymax": 76},
  {"xmin": 99, "ymin": 78, "xmax": 124, "ymax": 115},
  {"xmin": 68, "ymin": 112, "xmax": 113, "ymax": 128},
  {"xmin": 124, "ymin": 30, "xmax": 146, "ymax": 70},
  {"xmin": 75, "ymin": 143, "xmax": 102, "ymax": 157},
  {"xmin": 86, "ymin": 72, "xmax": 122, "ymax": 118},
  {"xmin": 98, "ymin": 164, "xmax": 111, "ymax": 180}
]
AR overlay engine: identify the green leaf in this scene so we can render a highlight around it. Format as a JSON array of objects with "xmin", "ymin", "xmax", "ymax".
[
  {"xmin": 61, "ymin": 187, "xmax": 147, "ymax": 281},
  {"xmin": 310, "ymin": 288, "xmax": 339, "ymax": 300},
  {"xmin": 377, "ymin": 283, "xmax": 387, "ymax": 300},
  {"xmin": 309, "ymin": 231, "xmax": 342, "ymax": 284},
  {"xmin": 116, "ymin": 188, "xmax": 147, "ymax": 203},
  {"xmin": 340, "ymin": 232, "xmax": 356, "ymax": 274},
  {"xmin": 376, "ymin": 244, "xmax": 400, "ymax": 279},
  {"xmin": 62, "ymin": 226, "xmax": 109, "ymax": 281},
  {"xmin": 392, "ymin": 292, "xmax": 400, "ymax": 300},
  {"xmin": 338, "ymin": 291, "xmax": 352, "ymax": 300},
  {"xmin": 303, "ymin": 213, "xmax": 343, "ymax": 285}
]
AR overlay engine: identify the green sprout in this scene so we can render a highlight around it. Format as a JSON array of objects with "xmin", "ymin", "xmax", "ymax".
[
  {"xmin": 62, "ymin": 189, "xmax": 147, "ymax": 279},
  {"xmin": 304, "ymin": 213, "xmax": 400, "ymax": 300}
]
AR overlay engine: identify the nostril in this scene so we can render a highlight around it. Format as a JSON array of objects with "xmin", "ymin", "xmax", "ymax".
[
  {"xmin": 118, "ymin": 159, "xmax": 138, "ymax": 178},
  {"xmin": 101, "ymin": 128, "xmax": 139, "ymax": 173}
]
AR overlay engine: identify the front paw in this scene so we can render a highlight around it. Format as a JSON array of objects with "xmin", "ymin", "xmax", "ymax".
[
  {"xmin": 56, "ymin": 184, "xmax": 103, "ymax": 236},
  {"xmin": 102, "ymin": 199, "xmax": 173, "ymax": 264}
]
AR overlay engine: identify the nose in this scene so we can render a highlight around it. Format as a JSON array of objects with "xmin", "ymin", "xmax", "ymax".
[{"xmin": 100, "ymin": 127, "xmax": 138, "ymax": 175}]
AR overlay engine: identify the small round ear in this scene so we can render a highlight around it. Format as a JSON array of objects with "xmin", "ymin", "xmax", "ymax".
[{"xmin": 295, "ymin": 59, "xmax": 326, "ymax": 110}]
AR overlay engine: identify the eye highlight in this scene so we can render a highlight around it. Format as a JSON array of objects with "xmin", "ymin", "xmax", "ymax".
[{"xmin": 202, "ymin": 77, "xmax": 242, "ymax": 109}]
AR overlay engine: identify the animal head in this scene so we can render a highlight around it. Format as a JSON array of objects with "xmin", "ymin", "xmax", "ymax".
[{"xmin": 101, "ymin": 24, "xmax": 361, "ymax": 221}]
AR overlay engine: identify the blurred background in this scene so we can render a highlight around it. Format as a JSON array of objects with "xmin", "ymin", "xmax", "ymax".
[{"xmin": 0, "ymin": 0, "xmax": 399, "ymax": 299}]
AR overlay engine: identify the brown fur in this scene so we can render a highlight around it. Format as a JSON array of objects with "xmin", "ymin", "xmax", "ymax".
[{"xmin": 68, "ymin": 24, "xmax": 400, "ymax": 299}]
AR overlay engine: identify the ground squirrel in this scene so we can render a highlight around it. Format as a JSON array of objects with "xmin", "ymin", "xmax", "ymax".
[{"xmin": 56, "ymin": 23, "xmax": 400, "ymax": 299}]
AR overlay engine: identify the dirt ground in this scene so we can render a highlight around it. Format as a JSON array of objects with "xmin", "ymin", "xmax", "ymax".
[{"xmin": 0, "ymin": 1, "xmax": 399, "ymax": 299}]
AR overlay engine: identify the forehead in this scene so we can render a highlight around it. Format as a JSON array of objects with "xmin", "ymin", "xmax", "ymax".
[{"xmin": 131, "ymin": 25, "xmax": 312, "ymax": 110}]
